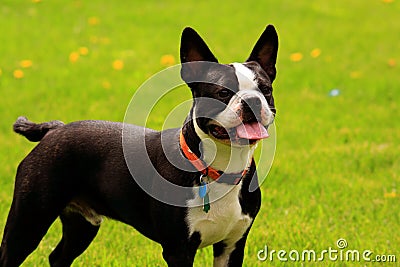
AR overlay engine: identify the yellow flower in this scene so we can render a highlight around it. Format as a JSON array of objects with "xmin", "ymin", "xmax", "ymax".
[
  {"xmin": 0, "ymin": 68, "xmax": 2, "ymax": 76},
  {"xmin": 32, "ymin": 0, "xmax": 41, "ymax": 3},
  {"xmin": 13, "ymin": 69, "xmax": 24, "ymax": 79},
  {"xmin": 382, "ymin": 0, "xmax": 394, "ymax": 3},
  {"xmin": 384, "ymin": 191, "xmax": 397, "ymax": 198},
  {"xmin": 310, "ymin": 49, "xmax": 321, "ymax": 58},
  {"xmin": 88, "ymin": 17, "xmax": 100, "ymax": 26},
  {"xmin": 79, "ymin": 47, "xmax": 89, "ymax": 56},
  {"xmin": 388, "ymin": 58, "xmax": 396, "ymax": 67},
  {"xmin": 160, "ymin": 54, "xmax": 176, "ymax": 66},
  {"xmin": 20, "ymin": 60, "xmax": 33, "ymax": 68},
  {"xmin": 290, "ymin": 52, "xmax": 303, "ymax": 62},
  {"xmin": 112, "ymin": 60, "xmax": 124, "ymax": 70},
  {"xmin": 69, "ymin": 52, "xmax": 80, "ymax": 63}
]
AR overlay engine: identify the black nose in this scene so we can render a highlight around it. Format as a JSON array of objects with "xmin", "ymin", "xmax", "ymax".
[
  {"xmin": 242, "ymin": 97, "xmax": 261, "ymax": 109},
  {"xmin": 241, "ymin": 97, "xmax": 262, "ymax": 122}
]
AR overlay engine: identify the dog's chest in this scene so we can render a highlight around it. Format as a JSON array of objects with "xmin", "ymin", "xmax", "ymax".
[{"xmin": 186, "ymin": 182, "xmax": 252, "ymax": 248}]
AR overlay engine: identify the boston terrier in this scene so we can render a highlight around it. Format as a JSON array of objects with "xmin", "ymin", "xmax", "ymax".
[{"xmin": 0, "ymin": 25, "xmax": 278, "ymax": 267}]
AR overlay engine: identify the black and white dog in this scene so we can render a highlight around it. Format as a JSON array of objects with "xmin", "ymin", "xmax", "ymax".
[{"xmin": 0, "ymin": 25, "xmax": 278, "ymax": 267}]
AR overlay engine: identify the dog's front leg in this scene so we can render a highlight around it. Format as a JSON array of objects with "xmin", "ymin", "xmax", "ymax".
[
  {"xmin": 213, "ymin": 232, "xmax": 249, "ymax": 267},
  {"xmin": 156, "ymin": 208, "xmax": 201, "ymax": 267},
  {"xmin": 161, "ymin": 244, "xmax": 198, "ymax": 267}
]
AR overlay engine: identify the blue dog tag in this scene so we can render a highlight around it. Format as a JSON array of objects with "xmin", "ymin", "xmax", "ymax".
[
  {"xmin": 199, "ymin": 181, "xmax": 207, "ymax": 198},
  {"xmin": 199, "ymin": 175, "xmax": 210, "ymax": 212}
]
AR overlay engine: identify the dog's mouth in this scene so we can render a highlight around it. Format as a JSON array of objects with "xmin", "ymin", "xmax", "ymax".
[{"xmin": 209, "ymin": 122, "xmax": 269, "ymax": 145}]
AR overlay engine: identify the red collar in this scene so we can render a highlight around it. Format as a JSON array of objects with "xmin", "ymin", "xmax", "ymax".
[{"xmin": 179, "ymin": 131, "xmax": 250, "ymax": 185}]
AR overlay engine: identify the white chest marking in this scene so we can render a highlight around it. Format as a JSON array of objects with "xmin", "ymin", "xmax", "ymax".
[{"xmin": 186, "ymin": 182, "xmax": 253, "ymax": 248}]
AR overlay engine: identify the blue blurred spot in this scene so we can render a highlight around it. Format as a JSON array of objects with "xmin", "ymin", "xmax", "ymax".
[{"xmin": 329, "ymin": 89, "xmax": 340, "ymax": 97}]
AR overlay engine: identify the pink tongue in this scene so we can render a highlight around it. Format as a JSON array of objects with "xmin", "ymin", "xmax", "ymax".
[{"xmin": 236, "ymin": 122, "xmax": 269, "ymax": 140}]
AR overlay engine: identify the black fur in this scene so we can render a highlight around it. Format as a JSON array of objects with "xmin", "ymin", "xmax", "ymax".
[{"xmin": 13, "ymin": 116, "xmax": 64, "ymax": 142}]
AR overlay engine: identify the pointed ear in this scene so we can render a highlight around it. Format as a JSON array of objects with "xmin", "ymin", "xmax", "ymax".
[
  {"xmin": 180, "ymin": 27, "xmax": 218, "ymax": 63},
  {"xmin": 180, "ymin": 27, "xmax": 218, "ymax": 83},
  {"xmin": 247, "ymin": 25, "xmax": 278, "ymax": 82}
]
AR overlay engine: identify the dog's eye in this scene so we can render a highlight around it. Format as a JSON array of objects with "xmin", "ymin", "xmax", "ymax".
[
  {"xmin": 217, "ymin": 89, "xmax": 232, "ymax": 99},
  {"xmin": 260, "ymin": 87, "xmax": 272, "ymax": 97},
  {"xmin": 263, "ymin": 91, "xmax": 271, "ymax": 97}
]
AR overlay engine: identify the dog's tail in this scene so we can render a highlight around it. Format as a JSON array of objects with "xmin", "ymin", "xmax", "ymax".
[{"xmin": 13, "ymin": 116, "xmax": 65, "ymax": 142}]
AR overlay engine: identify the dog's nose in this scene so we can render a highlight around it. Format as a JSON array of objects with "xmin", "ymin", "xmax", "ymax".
[
  {"xmin": 241, "ymin": 97, "xmax": 262, "ymax": 122},
  {"xmin": 242, "ymin": 97, "xmax": 261, "ymax": 111}
]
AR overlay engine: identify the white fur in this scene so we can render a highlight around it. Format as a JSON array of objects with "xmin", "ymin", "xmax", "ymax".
[
  {"xmin": 214, "ymin": 251, "xmax": 234, "ymax": 267},
  {"xmin": 186, "ymin": 182, "xmax": 252, "ymax": 249},
  {"xmin": 65, "ymin": 200, "xmax": 103, "ymax": 226},
  {"xmin": 193, "ymin": 118, "xmax": 255, "ymax": 173},
  {"xmin": 232, "ymin": 63, "xmax": 256, "ymax": 91}
]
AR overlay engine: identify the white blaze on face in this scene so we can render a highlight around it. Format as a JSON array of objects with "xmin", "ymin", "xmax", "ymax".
[
  {"xmin": 232, "ymin": 62, "xmax": 257, "ymax": 91},
  {"xmin": 233, "ymin": 62, "xmax": 274, "ymax": 125}
]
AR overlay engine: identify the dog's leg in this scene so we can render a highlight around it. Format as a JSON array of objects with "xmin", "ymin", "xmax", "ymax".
[
  {"xmin": 212, "ymin": 233, "xmax": 249, "ymax": 267},
  {"xmin": 161, "ymin": 232, "xmax": 201, "ymax": 267},
  {"xmin": 49, "ymin": 211, "xmax": 100, "ymax": 267},
  {"xmin": 213, "ymin": 241, "xmax": 234, "ymax": 267},
  {"xmin": 0, "ymin": 199, "xmax": 59, "ymax": 266},
  {"xmin": 161, "ymin": 246, "xmax": 197, "ymax": 267},
  {"xmin": 1, "ymin": 155, "xmax": 72, "ymax": 267}
]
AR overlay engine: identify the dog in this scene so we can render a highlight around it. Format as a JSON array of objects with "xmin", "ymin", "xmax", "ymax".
[{"xmin": 0, "ymin": 25, "xmax": 278, "ymax": 267}]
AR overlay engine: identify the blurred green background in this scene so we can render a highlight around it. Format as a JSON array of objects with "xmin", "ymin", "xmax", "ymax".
[{"xmin": 0, "ymin": 0, "xmax": 399, "ymax": 266}]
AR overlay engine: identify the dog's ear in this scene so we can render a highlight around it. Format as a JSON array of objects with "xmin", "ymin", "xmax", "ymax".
[
  {"xmin": 180, "ymin": 27, "xmax": 218, "ymax": 83},
  {"xmin": 180, "ymin": 27, "xmax": 218, "ymax": 63},
  {"xmin": 247, "ymin": 25, "xmax": 278, "ymax": 82}
]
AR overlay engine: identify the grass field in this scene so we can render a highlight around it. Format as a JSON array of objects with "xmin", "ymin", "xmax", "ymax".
[{"xmin": 1, "ymin": 0, "xmax": 399, "ymax": 266}]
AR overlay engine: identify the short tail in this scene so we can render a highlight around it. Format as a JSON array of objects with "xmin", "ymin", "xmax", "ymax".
[{"xmin": 13, "ymin": 116, "xmax": 65, "ymax": 142}]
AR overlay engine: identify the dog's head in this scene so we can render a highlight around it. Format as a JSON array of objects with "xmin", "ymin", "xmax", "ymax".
[{"xmin": 180, "ymin": 25, "xmax": 278, "ymax": 146}]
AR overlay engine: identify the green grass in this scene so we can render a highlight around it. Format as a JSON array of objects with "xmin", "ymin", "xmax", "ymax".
[{"xmin": 1, "ymin": 0, "xmax": 399, "ymax": 266}]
